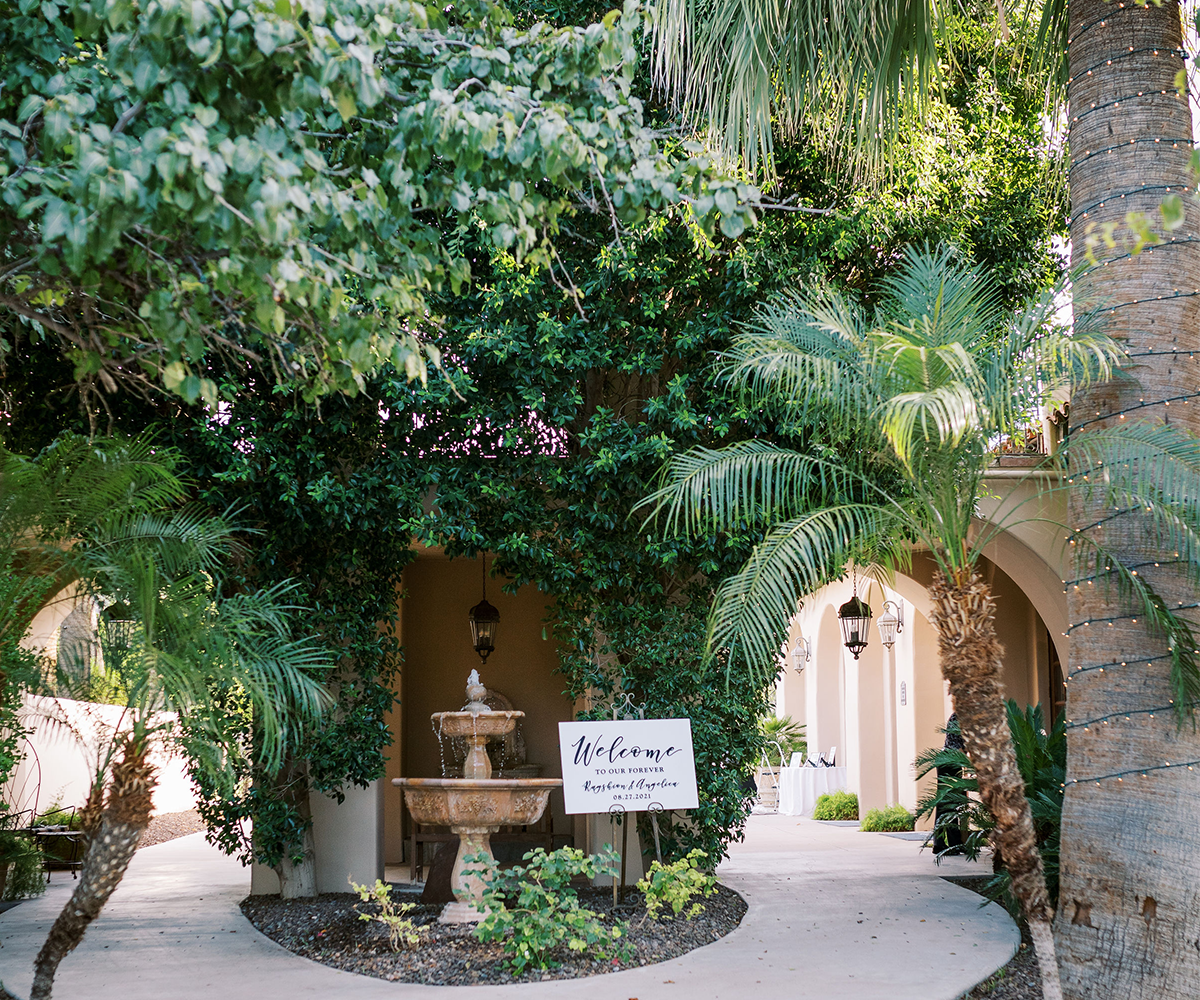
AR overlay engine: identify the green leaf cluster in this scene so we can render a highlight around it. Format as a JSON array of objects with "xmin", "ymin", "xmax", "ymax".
[
  {"xmin": 0, "ymin": 0, "xmax": 758, "ymax": 408},
  {"xmin": 467, "ymin": 846, "xmax": 631, "ymax": 972},
  {"xmin": 635, "ymin": 848, "xmax": 716, "ymax": 920},
  {"xmin": 350, "ymin": 878, "xmax": 426, "ymax": 951},
  {"xmin": 859, "ymin": 804, "xmax": 915, "ymax": 832},
  {"xmin": 811, "ymin": 790, "xmax": 859, "ymax": 821},
  {"xmin": 914, "ymin": 701, "xmax": 1065, "ymax": 915}
]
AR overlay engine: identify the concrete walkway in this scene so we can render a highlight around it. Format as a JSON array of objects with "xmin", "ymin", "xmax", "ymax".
[{"xmin": 0, "ymin": 815, "xmax": 1017, "ymax": 1000}]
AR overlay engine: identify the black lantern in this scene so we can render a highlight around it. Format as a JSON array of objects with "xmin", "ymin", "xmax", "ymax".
[
  {"xmin": 99, "ymin": 601, "xmax": 137, "ymax": 673},
  {"xmin": 468, "ymin": 556, "xmax": 500, "ymax": 663},
  {"xmin": 838, "ymin": 590, "xmax": 872, "ymax": 660}
]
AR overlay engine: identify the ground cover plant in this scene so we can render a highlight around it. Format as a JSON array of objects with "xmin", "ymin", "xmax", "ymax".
[
  {"xmin": 860, "ymin": 805, "xmax": 915, "ymax": 833},
  {"xmin": 636, "ymin": 848, "xmax": 717, "ymax": 920},
  {"xmin": 241, "ymin": 875, "xmax": 746, "ymax": 985},
  {"xmin": 350, "ymin": 879, "xmax": 425, "ymax": 952},
  {"xmin": 812, "ymin": 791, "xmax": 859, "ymax": 821},
  {"xmin": 468, "ymin": 847, "xmax": 629, "ymax": 973}
]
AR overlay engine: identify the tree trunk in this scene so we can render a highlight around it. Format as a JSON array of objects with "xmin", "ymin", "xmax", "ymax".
[
  {"xmin": 31, "ymin": 739, "xmax": 156, "ymax": 1000},
  {"xmin": 927, "ymin": 570, "xmax": 1062, "ymax": 1000},
  {"xmin": 1061, "ymin": 1, "xmax": 1200, "ymax": 996},
  {"xmin": 272, "ymin": 757, "xmax": 317, "ymax": 899}
]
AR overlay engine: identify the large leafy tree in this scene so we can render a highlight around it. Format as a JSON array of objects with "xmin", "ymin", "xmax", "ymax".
[
  {"xmin": 641, "ymin": 247, "xmax": 1131, "ymax": 1000},
  {"xmin": 0, "ymin": 0, "xmax": 759, "ymax": 417},
  {"xmin": 649, "ymin": 1, "xmax": 1200, "ymax": 995}
]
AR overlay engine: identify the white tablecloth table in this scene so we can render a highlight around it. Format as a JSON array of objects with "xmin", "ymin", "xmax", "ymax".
[{"xmin": 777, "ymin": 766, "xmax": 849, "ymax": 816}]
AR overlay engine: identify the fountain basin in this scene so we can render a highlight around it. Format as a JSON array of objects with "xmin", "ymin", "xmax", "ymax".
[
  {"xmin": 395, "ymin": 777, "xmax": 562, "ymax": 923},
  {"xmin": 396, "ymin": 777, "xmax": 560, "ymax": 827},
  {"xmin": 433, "ymin": 710, "xmax": 522, "ymax": 740}
]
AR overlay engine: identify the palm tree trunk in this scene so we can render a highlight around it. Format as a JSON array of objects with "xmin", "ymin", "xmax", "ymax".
[
  {"xmin": 31, "ymin": 739, "xmax": 156, "ymax": 1000},
  {"xmin": 927, "ymin": 569, "xmax": 1062, "ymax": 1000},
  {"xmin": 1061, "ymin": 1, "xmax": 1200, "ymax": 996}
]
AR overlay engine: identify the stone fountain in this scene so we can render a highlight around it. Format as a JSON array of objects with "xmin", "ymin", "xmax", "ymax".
[{"xmin": 393, "ymin": 670, "xmax": 562, "ymax": 923}]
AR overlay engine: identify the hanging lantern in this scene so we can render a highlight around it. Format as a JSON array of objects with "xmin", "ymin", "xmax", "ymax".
[
  {"xmin": 99, "ymin": 601, "xmax": 137, "ymax": 670},
  {"xmin": 838, "ymin": 595, "xmax": 872, "ymax": 660},
  {"xmin": 876, "ymin": 599, "xmax": 904, "ymax": 650},
  {"xmin": 468, "ymin": 556, "xmax": 500, "ymax": 663}
]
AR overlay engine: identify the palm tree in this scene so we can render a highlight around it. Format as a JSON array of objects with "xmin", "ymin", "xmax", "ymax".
[
  {"xmin": 1054, "ymin": 3, "xmax": 1200, "ymax": 996},
  {"xmin": 0, "ymin": 435, "xmax": 331, "ymax": 1000},
  {"xmin": 651, "ymin": 2, "xmax": 1200, "ymax": 994},
  {"xmin": 642, "ymin": 246, "xmax": 1133, "ymax": 1000}
]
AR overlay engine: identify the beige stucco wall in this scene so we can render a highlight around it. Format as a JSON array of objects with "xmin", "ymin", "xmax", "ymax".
[
  {"xmin": 385, "ymin": 552, "xmax": 574, "ymax": 865},
  {"xmin": 786, "ymin": 537, "xmax": 1064, "ymax": 825}
]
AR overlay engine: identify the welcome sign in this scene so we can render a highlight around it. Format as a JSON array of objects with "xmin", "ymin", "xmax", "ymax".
[{"xmin": 557, "ymin": 719, "xmax": 699, "ymax": 815}]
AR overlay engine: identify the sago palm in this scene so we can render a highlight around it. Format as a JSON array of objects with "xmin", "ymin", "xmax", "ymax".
[{"xmin": 642, "ymin": 246, "xmax": 1128, "ymax": 999}]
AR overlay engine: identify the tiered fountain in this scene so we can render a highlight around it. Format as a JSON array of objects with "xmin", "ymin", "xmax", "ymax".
[{"xmin": 393, "ymin": 670, "xmax": 562, "ymax": 923}]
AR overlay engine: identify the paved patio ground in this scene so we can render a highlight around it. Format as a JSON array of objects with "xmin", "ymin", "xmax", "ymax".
[{"xmin": 0, "ymin": 814, "xmax": 1017, "ymax": 1000}]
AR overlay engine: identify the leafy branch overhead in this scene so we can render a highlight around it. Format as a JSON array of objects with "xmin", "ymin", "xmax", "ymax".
[{"xmin": 0, "ymin": 0, "xmax": 760, "ymax": 407}]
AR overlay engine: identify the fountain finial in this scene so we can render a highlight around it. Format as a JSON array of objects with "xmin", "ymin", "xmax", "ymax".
[{"xmin": 465, "ymin": 670, "xmax": 488, "ymax": 711}]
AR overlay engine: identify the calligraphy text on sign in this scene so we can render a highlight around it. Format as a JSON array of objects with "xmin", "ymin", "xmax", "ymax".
[{"xmin": 558, "ymin": 719, "xmax": 699, "ymax": 815}]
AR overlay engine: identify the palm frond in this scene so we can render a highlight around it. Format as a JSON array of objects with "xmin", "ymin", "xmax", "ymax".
[
  {"xmin": 649, "ymin": 0, "xmax": 943, "ymax": 179},
  {"xmin": 706, "ymin": 504, "xmax": 911, "ymax": 677},
  {"xmin": 1064, "ymin": 424, "xmax": 1200, "ymax": 584},
  {"xmin": 876, "ymin": 245, "xmax": 1002, "ymax": 343},
  {"xmin": 639, "ymin": 441, "xmax": 862, "ymax": 536},
  {"xmin": 880, "ymin": 383, "xmax": 984, "ymax": 468},
  {"xmin": 1069, "ymin": 532, "xmax": 1200, "ymax": 728}
]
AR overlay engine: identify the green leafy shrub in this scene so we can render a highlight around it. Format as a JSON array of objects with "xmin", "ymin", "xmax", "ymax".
[
  {"xmin": 636, "ymin": 848, "xmax": 717, "ymax": 920},
  {"xmin": 812, "ymin": 791, "xmax": 859, "ymax": 821},
  {"xmin": 759, "ymin": 716, "xmax": 807, "ymax": 768},
  {"xmin": 564, "ymin": 606, "xmax": 771, "ymax": 869},
  {"xmin": 915, "ymin": 701, "xmax": 1065, "ymax": 917},
  {"xmin": 468, "ymin": 847, "xmax": 631, "ymax": 973},
  {"xmin": 350, "ymin": 878, "xmax": 425, "ymax": 951},
  {"xmin": 0, "ymin": 831, "xmax": 45, "ymax": 902},
  {"xmin": 33, "ymin": 804, "xmax": 81, "ymax": 830},
  {"xmin": 860, "ymin": 805, "xmax": 915, "ymax": 832}
]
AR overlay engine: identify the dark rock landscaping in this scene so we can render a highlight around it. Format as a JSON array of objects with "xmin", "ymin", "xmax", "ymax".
[{"xmin": 241, "ymin": 882, "xmax": 746, "ymax": 986}]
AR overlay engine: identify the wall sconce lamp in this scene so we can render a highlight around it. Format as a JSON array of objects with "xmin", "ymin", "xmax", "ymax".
[
  {"xmin": 876, "ymin": 599, "xmax": 904, "ymax": 650},
  {"xmin": 791, "ymin": 638, "xmax": 811, "ymax": 673}
]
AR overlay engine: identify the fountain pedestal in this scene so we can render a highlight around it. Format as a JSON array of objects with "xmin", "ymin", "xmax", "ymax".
[{"xmin": 394, "ymin": 777, "xmax": 562, "ymax": 922}]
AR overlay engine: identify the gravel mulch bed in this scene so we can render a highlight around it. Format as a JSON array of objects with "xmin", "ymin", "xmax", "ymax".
[
  {"xmin": 242, "ymin": 883, "xmax": 746, "ymax": 985},
  {"xmin": 139, "ymin": 809, "xmax": 207, "ymax": 848},
  {"xmin": 943, "ymin": 876, "xmax": 1042, "ymax": 1000}
]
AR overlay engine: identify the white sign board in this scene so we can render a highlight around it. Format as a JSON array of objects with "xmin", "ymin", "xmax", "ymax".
[{"xmin": 557, "ymin": 718, "xmax": 699, "ymax": 815}]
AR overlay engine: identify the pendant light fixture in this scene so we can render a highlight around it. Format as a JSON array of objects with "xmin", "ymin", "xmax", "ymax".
[
  {"xmin": 468, "ymin": 554, "xmax": 500, "ymax": 663},
  {"xmin": 838, "ymin": 567, "xmax": 872, "ymax": 660}
]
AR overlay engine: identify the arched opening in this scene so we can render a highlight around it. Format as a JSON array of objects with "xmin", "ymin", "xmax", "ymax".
[{"xmin": 811, "ymin": 604, "xmax": 844, "ymax": 766}]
